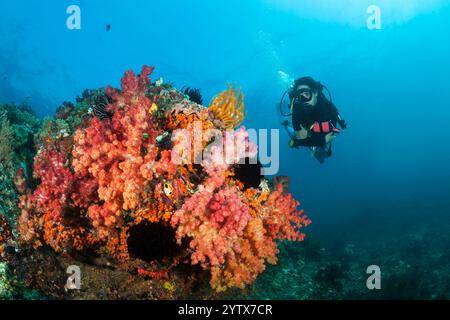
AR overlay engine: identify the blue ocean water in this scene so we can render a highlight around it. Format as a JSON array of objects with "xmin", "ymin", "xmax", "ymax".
[{"xmin": 1, "ymin": 0, "xmax": 450, "ymax": 298}]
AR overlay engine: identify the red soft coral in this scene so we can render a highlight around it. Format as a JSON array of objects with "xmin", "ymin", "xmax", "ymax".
[{"xmin": 33, "ymin": 149, "xmax": 74, "ymax": 221}]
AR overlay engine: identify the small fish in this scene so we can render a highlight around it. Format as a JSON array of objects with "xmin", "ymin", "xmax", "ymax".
[
  {"xmin": 106, "ymin": 24, "xmax": 111, "ymax": 31},
  {"xmin": 163, "ymin": 182, "xmax": 173, "ymax": 197},
  {"xmin": 156, "ymin": 132, "xmax": 171, "ymax": 148},
  {"xmin": 149, "ymin": 102, "xmax": 158, "ymax": 113},
  {"xmin": 156, "ymin": 132, "xmax": 169, "ymax": 143}
]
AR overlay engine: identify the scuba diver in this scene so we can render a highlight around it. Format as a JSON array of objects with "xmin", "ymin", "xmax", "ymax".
[{"xmin": 280, "ymin": 76, "xmax": 347, "ymax": 163}]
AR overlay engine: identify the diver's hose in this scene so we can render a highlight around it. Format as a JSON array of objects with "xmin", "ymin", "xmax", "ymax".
[
  {"xmin": 279, "ymin": 90, "xmax": 292, "ymax": 117},
  {"xmin": 322, "ymin": 84, "xmax": 333, "ymax": 103}
]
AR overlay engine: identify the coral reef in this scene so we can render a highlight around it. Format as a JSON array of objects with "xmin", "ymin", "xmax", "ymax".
[
  {"xmin": 2, "ymin": 65, "xmax": 310, "ymax": 297},
  {"xmin": 5, "ymin": 66, "xmax": 447, "ymax": 301}
]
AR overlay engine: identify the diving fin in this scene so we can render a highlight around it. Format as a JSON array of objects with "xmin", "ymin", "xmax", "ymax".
[{"xmin": 310, "ymin": 146, "xmax": 327, "ymax": 164}]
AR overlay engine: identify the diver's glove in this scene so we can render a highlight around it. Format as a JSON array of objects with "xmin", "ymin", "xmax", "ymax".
[{"xmin": 338, "ymin": 118, "xmax": 347, "ymax": 130}]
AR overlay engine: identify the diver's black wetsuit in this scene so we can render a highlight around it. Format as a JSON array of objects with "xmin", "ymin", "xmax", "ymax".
[{"xmin": 291, "ymin": 93, "xmax": 340, "ymax": 147}]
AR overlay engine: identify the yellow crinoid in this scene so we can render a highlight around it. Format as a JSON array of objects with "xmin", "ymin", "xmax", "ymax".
[{"xmin": 208, "ymin": 85, "xmax": 246, "ymax": 129}]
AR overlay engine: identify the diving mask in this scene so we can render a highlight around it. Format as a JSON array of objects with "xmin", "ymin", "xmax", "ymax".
[{"xmin": 297, "ymin": 88, "xmax": 313, "ymax": 103}]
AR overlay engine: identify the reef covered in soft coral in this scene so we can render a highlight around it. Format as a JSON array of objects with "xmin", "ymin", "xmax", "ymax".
[{"xmin": 0, "ymin": 65, "xmax": 310, "ymax": 298}]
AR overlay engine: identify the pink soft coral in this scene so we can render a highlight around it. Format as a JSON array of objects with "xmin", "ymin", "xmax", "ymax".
[
  {"xmin": 172, "ymin": 187, "xmax": 250, "ymax": 267},
  {"xmin": 209, "ymin": 184, "xmax": 311, "ymax": 291},
  {"xmin": 172, "ymin": 130, "xmax": 310, "ymax": 291}
]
